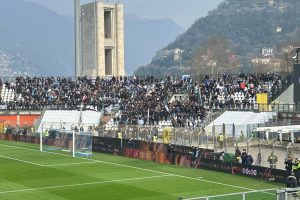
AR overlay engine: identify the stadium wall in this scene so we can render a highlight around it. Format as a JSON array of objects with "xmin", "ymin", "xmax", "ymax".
[
  {"xmin": 92, "ymin": 137, "xmax": 288, "ymax": 183},
  {"xmin": 0, "ymin": 134, "xmax": 39, "ymax": 144},
  {"xmin": 93, "ymin": 137, "xmax": 213, "ymax": 165}
]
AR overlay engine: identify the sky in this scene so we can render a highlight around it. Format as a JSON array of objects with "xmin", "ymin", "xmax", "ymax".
[{"xmin": 24, "ymin": 0, "xmax": 224, "ymax": 28}]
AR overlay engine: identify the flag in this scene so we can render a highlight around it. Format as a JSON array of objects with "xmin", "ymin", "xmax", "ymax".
[{"xmin": 165, "ymin": 105, "xmax": 169, "ymax": 112}]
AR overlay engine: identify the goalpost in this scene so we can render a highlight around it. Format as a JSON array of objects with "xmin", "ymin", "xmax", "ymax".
[{"xmin": 40, "ymin": 129, "xmax": 93, "ymax": 157}]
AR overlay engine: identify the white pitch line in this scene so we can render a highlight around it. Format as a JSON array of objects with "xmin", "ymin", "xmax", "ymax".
[
  {"xmin": 0, "ymin": 143, "xmax": 274, "ymax": 193},
  {"xmin": 0, "ymin": 155, "xmax": 45, "ymax": 167},
  {"xmin": 0, "ymin": 143, "xmax": 174, "ymax": 176},
  {"xmin": 45, "ymin": 161, "xmax": 98, "ymax": 167},
  {"xmin": 0, "ymin": 174, "xmax": 172, "ymax": 195}
]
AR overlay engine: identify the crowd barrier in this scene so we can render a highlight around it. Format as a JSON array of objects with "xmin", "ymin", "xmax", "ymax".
[
  {"xmin": 93, "ymin": 136, "xmax": 213, "ymax": 165},
  {"xmin": 1, "ymin": 120, "xmax": 298, "ymax": 170},
  {"xmin": 0, "ymin": 134, "xmax": 39, "ymax": 144},
  {"xmin": 92, "ymin": 137, "xmax": 288, "ymax": 183}
]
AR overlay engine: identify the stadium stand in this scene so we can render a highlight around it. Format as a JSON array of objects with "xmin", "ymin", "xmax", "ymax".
[
  {"xmin": 0, "ymin": 73, "xmax": 284, "ymax": 128},
  {"xmin": 0, "ymin": 73, "xmax": 299, "ymax": 171},
  {"xmin": 1, "ymin": 84, "xmax": 15, "ymax": 103}
]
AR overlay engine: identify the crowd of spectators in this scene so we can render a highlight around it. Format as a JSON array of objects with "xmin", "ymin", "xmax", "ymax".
[
  {"xmin": 0, "ymin": 72, "xmax": 284, "ymax": 128},
  {"xmin": 198, "ymin": 73, "xmax": 282, "ymax": 110}
]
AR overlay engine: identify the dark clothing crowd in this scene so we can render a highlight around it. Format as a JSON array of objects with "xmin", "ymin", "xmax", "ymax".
[{"xmin": 0, "ymin": 73, "xmax": 283, "ymax": 127}]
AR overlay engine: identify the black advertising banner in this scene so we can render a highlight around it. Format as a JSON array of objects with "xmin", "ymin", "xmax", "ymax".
[
  {"xmin": 91, "ymin": 137, "xmax": 288, "ymax": 183},
  {"xmin": 198, "ymin": 158, "xmax": 288, "ymax": 183},
  {"xmin": 92, "ymin": 137, "xmax": 213, "ymax": 165},
  {"xmin": 92, "ymin": 137, "xmax": 123, "ymax": 155},
  {"xmin": 0, "ymin": 134, "xmax": 38, "ymax": 144}
]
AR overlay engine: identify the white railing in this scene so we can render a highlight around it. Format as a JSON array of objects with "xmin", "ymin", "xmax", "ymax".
[
  {"xmin": 183, "ymin": 188, "xmax": 277, "ymax": 200},
  {"xmin": 276, "ymin": 188, "xmax": 300, "ymax": 200}
]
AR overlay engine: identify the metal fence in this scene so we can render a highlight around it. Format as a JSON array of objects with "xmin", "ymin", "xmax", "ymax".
[
  {"xmin": 181, "ymin": 189, "xmax": 278, "ymax": 200},
  {"xmin": 94, "ymin": 123, "xmax": 300, "ymax": 170},
  {"xmin": 1, "ymin": 117, "xmax": 300, "ymax": 170},
  {"xmin": 207, "ymin": 103, "xmax": 300, "ymax": 114},
  {"xmin": 276, "ymin": 188, "xmax": 300, "ymax": 200},
  {"xmin": 2, "ymin": 120, "xmax": 36, "ymax": 136},
  {"xmin": 273, "ymin": 103, "xmax": 300, "ymax": 114}
]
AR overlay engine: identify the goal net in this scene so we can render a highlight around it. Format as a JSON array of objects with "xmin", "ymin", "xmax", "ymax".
[{"xmin": 40, "ymin": 129, "xmax": 93, "ymax": 157}]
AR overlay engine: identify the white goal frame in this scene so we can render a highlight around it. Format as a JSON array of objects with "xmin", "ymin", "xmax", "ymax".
[{"xmin": 40, "ymin": 129, "xmax": 92, "ymax": 158}]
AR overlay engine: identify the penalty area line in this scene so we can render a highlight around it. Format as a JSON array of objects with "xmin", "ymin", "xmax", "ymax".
[
  {"xmin": 45, "ymin": 161, "xmax": 98, "ymax": 167},
  {"xmin": 0, "ymin": 155, "xmax": 45, "ymax": 167},
  {"xmin": 0, "ymin": 174, "xmax": 173, "ymax": 195}
]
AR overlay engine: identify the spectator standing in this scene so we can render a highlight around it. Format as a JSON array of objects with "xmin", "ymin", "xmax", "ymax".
[
  {"xmin": 235, "ymin": 147, "xmax": 241, "ymax": 164},
  {"xmin": 240, "ymin": 131, "xmax": 245, "ymax": 142},
  {"xmin": 255, "ymin": 153, "xmax": 262, "ymax": 166},
  {"xmin": 152, "ymin": 135, "xmax": 158, "ymax": 142},
  {"xmin": 268, "ymin": 153, "xmax": 278, "ymax": 169},
  {"xmin": 293, "ymin": 158, "xmax": 300, "ymax": 184},
  {"xmin": 246, "ymin": 153, "xmax": 253, "ymax": 165},
  {"xmin": 285, "ymin": 156, "xmax": 294, "ymax": 175},
  {"xmin": 127, "ymin": 138, "xmax": 135, "ymax": 148},
  {"xmin": 117, "ymin": 130, "xmax": 122, "ymax": 139},
  {"xmin": 218, "ymin": 133, "xmax": 224, "ymax": 148},
  {"xmin": 241, "ymin": 149, "xmax": 247, "ymax": 165},
  {"xmin": 166, "ymin": 144, "xmax": 173, "ymax": 160},
  {"xmin": 147, "ymin": 134, "xmax": 152, "ymax": 142}
]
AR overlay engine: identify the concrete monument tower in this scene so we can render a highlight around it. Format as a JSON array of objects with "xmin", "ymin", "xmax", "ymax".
[{"xmin": 79, "ymin": 1, "xmax": 125, "ymax": 77}]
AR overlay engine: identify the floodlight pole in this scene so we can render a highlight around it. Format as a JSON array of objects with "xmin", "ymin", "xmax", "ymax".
[
  {"xmin": 40, "ymin": 124, "xmax": 43, "ymax": 152},
  {"xmin": 74, "ymin": 0, "xmax": 81, "ymax": 78},
  {"xmin": 73, "ymin": 130, "xmax": 75, "ymax": 157}
]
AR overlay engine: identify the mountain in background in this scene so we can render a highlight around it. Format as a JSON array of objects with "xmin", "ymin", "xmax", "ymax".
[
  {"xmin": 0, "ymin": 0, "xmax": 74, "ymax": 76},
  {"xmin": 0, "ymin": 0, "xmax": 184, "ymax": 76},
  {"xmin": 125, "ymin": 14, "xmax": 184, "ymax": 75},
  {"xmin": 135, "ymin": 0, "xmax": 300, "ymax": 76}
]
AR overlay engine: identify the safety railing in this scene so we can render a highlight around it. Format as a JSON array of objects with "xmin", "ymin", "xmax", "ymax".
[
  {"xmin": 1, "ymin": 118, "xmax": 299, "ymax": 170},
  {"xmin": 273, "ymin": 103, "xmax": 300, "ymax": 114},
  {"xmin": 276, "ymin": 187, "xmax": 300, "ymax": 200},
  {"xmin": 181, "ymin": 188, "xmax": 277, "ymax": 200}
]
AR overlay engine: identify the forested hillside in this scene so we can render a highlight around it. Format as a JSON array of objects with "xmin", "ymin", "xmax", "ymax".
[{"xmin": 135, "ymin": 0, "xmax": 300, "ymax": 76}]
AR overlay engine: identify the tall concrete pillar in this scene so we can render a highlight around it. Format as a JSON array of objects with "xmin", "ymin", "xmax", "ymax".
[
  {"xmin": 74, "ymin": 0, "xmax": 81, "ymax": 77},
  {"xmin": 81, "ymin": 2, "xmax": 125, "ymax": 77}
]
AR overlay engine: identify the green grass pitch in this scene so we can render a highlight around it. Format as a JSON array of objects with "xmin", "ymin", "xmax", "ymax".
[{"xmin": 0, "ymin": 140, "xmax": 282, "ymax": 200}]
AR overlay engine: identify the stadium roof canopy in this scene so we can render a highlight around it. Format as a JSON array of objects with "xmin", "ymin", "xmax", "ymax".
[
  {"xmin": 205, "ymin": 111, "xmax": 276, "ymax": 136},
  {"xmin": 37, "ymin": 110, "xmax": 102, "ymax": 132}
]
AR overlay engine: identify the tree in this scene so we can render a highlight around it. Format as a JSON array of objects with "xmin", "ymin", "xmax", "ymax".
[
  {"xmin": 280, "ymin": 45, "xmax": 294, "ymax": 73},
  {"xmin": 277, "ymin": 33, "xmax": 300, "ymax": 73},
  {"xmin": 191, "ymin": 37, "xmax": 240, "ymax": 77}
]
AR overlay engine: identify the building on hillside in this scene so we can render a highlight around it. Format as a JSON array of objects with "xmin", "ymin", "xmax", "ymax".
[
  {"xmin": 174, "ymin": 48, "xmax": 183, "ymax": 62},
  {"xmin": 153, "ymin": 49, "xmax": 171, "ymax": 61},
  {"xmin": 262, "ymin": 48, "xmax": 274, "ymax": 58},
  {"xmin": 153, "ymin": 48, "xmax": 184, "ymax": 62},
  {"xmin": 80, "ymin": 2, "xmax": 125, "ymax": 77}
]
